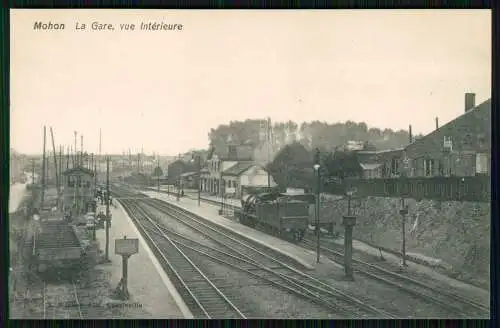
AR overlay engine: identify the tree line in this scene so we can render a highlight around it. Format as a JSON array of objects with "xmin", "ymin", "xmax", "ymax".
[
  {"xmin": 207, "ymin": 119, "xmax": 422, "ymax": 191},
  {"xmin": 208, "ymin": 119, "xmax": 420, "ymax": 154}
]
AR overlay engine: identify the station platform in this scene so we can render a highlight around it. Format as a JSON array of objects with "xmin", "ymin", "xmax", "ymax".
[
  {"xmin": 94, "ymin": 202, "xmax": 192, "ymax": 318},
  {"xmin": 147, "ymin": 186, "xmax": 241, "ymax": 208},
  {"xmin": 140, "ymin": 190, "xmax": 341, "ymax": 270}
]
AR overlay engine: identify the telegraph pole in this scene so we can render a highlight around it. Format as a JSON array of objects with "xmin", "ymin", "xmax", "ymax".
[
  {"xmin": 50, "ymin": 127, "xmax": 59, "ymax": 200},
  {"xmin": 80, "ymin": 135, "xmax": 84, "ymax": 167},
  {"xmin": 267, "ymin": 117, "xmax": 271, "ymax": 189},
  {"xmin": 314, "ymin": 148, "xmax": 321, "ymax": 264},
  {"xmin": 59, "ymin": 145, "xmax": 63, "ymax": 189},
  {"xmin": 197, "ymin": 155, "xmax": 201, "ymax": 206},
  {"xmin": 105, "ymin": 156, "xmax": 110, "ymax": 262},
  {"xmin": 73, "ymin": 131, "xmax": 77, "ymax": 167},
  {"xmin": 157, "ymin": 157, "xmax": 160, "ymax": 194},
  {"xmin": 41, "ymin": 126, "xmax": 46, "ymax": 209}
]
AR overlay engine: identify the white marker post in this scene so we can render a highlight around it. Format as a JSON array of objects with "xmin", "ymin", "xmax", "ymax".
[{"xmin": 115, "ymin": 236, "xmax": 139, "ymax": 300}]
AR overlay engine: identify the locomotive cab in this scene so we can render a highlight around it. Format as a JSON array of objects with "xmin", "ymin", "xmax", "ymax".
[{"xmin": 237, "ymin": 192, "xmax": 309, "ymax": 242}]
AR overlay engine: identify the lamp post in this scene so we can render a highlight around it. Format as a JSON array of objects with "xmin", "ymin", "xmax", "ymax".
[
  {"xmin": 190, "ymin": 154, "xmax": 202, "ymax": 206},
  {"xmin": 313, "ymin": 163, "xmax": 321, "ymax": 264},
  {"xmin": 196, "ymin": 155, "xmax": 201, "ymax": 206},
  {"xmin": 220, "ymin": 159, "xmax": 225, "ymax": 214},
  {"xmin": 343, "ymin": 188, "xmax": 357, "ymax": 280},
  {"xmin": 166, "ymin": 160, "xmax": 170, "ymax": 197}
]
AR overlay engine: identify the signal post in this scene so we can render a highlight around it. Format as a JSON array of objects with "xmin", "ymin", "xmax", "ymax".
[
  {"xmin": 114, "ymin": 236, "xmax": 139, "ymax": 300},
  {"xmin": 343, "ymin": 188, "xmax": 357, "ymax": 280}
]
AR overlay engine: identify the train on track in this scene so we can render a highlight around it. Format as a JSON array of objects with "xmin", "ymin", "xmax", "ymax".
[{"xmin": 234, "ymin": 192, "xmax": 311, "ymax": 242}]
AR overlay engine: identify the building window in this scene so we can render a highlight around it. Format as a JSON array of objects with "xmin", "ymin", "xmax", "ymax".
[
  {"xmin": 476, "ymin": 153, "xmax": 488, "ymax": 174},
  {"xmin": 438, "ymin": 160, "xmax": 445, "ymax": 176},
  {"xmin": 424, "ymin": 159, "xmax": 434, "ymax": 177},
  {"xmin": 228, "ymin": 145, "xmax": 237, "ymax": 158},
  {"xmin": 390, "ymin": 158, "xmax": 399, "ymax": 176}
]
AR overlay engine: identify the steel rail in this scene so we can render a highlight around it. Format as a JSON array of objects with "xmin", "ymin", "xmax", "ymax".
[
  {"xmin": 132, "ymin": 196, "xmax": 394, "ymax": 318},
  {"xmin": 302, "ymin": 238, "xmax": 489, "ymax": 317},
  {"xmin": 121, "ymin": 200, "xmax": 246, "ymax": 319}
]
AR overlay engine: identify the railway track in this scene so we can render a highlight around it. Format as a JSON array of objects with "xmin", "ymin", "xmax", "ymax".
[
  {"xmin": 302, "ymin": 238, "xmax": 489, "ymax": 318},
  {"xmin": 119, "ymin": 200, "xmax": 245, "ymax": 319},
  {"xmin": 113, "ymin": 188, "xmax": 395, "ymax": 318},
  {"xmin": 149, "ymin": 186, "xmax": 489, "ymax": 318},
  {"xmin": 122, "ymin": 199, "xmax": 392, "ymax": 318}
]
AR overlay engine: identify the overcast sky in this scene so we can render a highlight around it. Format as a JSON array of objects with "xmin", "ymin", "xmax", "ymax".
[{"xmin": 10, "ymin": 9, "xmax": 491, "ymax": 156}]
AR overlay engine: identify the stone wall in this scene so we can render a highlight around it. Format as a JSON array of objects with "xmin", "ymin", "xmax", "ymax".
[{"xmin": 315, "ymin": 194, "xmax": 490, "ymax": 288}]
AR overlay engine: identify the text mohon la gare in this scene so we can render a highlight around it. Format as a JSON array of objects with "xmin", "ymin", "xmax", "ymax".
[{"xmin": 33, "ymin": 21, "xmax": 183, "ymax": 31}]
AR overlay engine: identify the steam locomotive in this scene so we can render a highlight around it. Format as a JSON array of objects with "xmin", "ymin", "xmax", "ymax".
[{"xmin": 235, "ymin": 192, "xmax": 310, "ymax": 242}]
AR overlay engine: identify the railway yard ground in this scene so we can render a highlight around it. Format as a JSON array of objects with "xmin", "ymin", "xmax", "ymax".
[
  {"xmin": 149, "ymin": 186, "xmax": 490, "ymax": 294},
  {"xmin": 10, "ymin": 182, "xmax": 491, "ymax": 319},
  {"xmin": 9, "ymin": 185, "xmax": 184, "ymax": 319},
  {"xmin": 116, "ymin": 185, "xmax": 489, "ymax": 318}
]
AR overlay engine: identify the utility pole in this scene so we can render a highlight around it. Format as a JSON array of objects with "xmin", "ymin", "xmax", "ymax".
[
  {"xmin": 59, "ymin": 145, "xmax": 63, "ymax": 189},
  {"xmin": 166, "ymin": 160, "xmax": 170, "ymax": 196},
  {"xmin": 314, "ymin": 148, "xmax": 321, "ymax": 264},
  {"xmin": 267, "ymin": 117, "xmax": 271, "ymax": 189},
  {"xmin": 105, "ymin": 156, "xmax": 111, "ymax": 262},
  {"xmin": 157, "ymin": 157, "xmax": 160, "ymax": 194},
  {"xmin": 81, "ymin": 135, "xmax": 84, "ymax": 167},
  {"xmin": 50, "ymin": 127, "xmax": 60, "ymax": 202},
  {"xmin": 219, "ymin": 159, "xmax": 224, "ymax": 214},
  {"xmin": 137, "ymin": 152, "xmax": 140, "ymax": 174},
  {"xmin": 41, "ymin": 126, "xmax": 46, "ymax": 210},
  {"xmin": 197, "ymin": 155, "xmax": 201, "ymax": 206},
  {"xmin": 74, "ymin": 131, "xmax": 77, "ymax": 168}
]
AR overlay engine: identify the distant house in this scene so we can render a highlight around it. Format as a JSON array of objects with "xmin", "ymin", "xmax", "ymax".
[
  {"xmin": 201, "ymin": 143, "xmax": 254, "ymax": 196},
  {"xmin": 167, "ymin": 159, "xmax": 195, "ymax": 185},
  {"xmin": 222, "ymin": 162, "xmax": 277, "ymax": 198},
  {"xmin": 180, "ymin": 171, "xmax": 198, "ymax": 189},
  {"xmin": 404, "ymin": 93, "xmax": 490, "ymax": 177},
  {"xmin": 355, "ymin": 148, "xmax": 405, "ymax": 178}
]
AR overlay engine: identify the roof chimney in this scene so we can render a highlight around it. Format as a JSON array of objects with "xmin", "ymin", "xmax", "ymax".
[
  {"xmin": 409, "ymin": 125, "xmax": 413, "ymax": 144},
  {"xmin": 435, "ymin": 117, "xmax": 439, "ymax": 130},
  {"xmin": 465, "ymin": 93, "xmax": 476, "ymax": 112}
]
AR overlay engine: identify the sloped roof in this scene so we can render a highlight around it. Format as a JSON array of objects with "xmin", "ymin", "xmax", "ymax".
[
  {"xmin": 180, "ymin": 171, "xmax": 197, "ymax": 177},
  {"xmin": 223, "ymin": 161, "xmax": 259, "ymax": 176},
  {"xmin": 359, "ymin": 163, "xmax": 382, "ymax": 170},
  {"xmin": 406, "ymin": 98, "xmax": 491, "ymax": 150},
  {"xmin": 356, "ymin": 148, "xmax": 405, "ymax": 155},
  {"xmin": 62, "ymin": 166, "xmax": 94, "ymax": 176}
]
